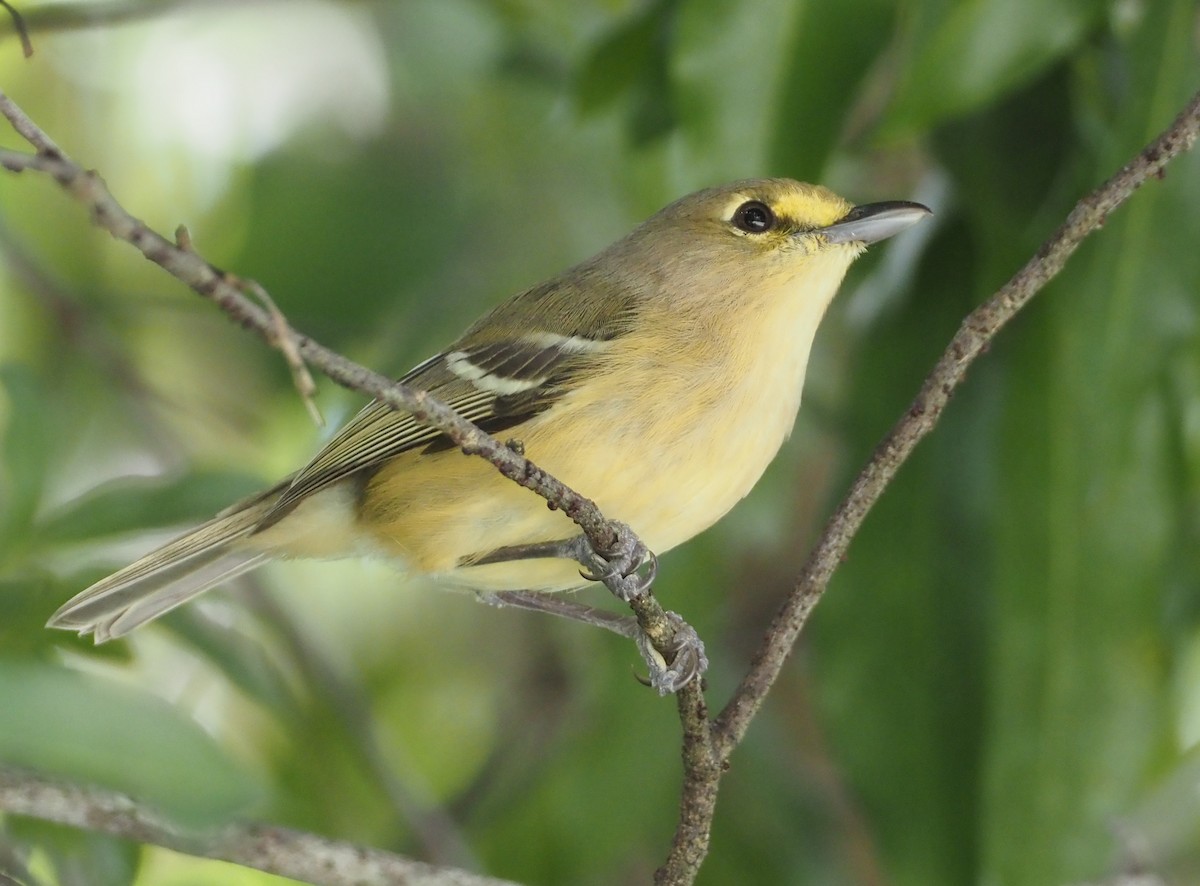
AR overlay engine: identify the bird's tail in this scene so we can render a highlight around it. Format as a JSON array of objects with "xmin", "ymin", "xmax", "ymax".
[{"xmin": 47, "ymin": 483, "xmax": 287, "ymax": 643}]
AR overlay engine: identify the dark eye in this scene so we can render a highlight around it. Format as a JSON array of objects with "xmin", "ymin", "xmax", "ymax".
[{"xmin": 732, "ymin": 200, "xmax": 776, "ymax": 233}]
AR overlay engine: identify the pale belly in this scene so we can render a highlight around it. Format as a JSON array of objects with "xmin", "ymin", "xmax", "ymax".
[{"xmin": 351, "ymin": 354, "xmax": 804, "ymax": 591}]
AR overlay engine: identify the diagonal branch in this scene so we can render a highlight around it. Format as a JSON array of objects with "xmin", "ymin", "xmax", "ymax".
[
  {"xmin": 0, "ymin": 86, "xmax": 700, "ymax": 692},
  {"xmin": 0, "ymin": 767, "xmax": 518, "ymax": 886},
  {"xmin": 0, "ymin": 137, "xmax": 610, "ymax": 556},
  {"xmin": 711, "ymin": 86, "xmax": 1200, "ymax": 756},
  {"xmin": 648, "ymin": 83, "xmax": 1200, "ymax": 886}
]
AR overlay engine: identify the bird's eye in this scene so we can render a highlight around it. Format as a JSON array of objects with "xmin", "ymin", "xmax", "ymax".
[{"xmin": 732, "ymin": 200, "xmax": 776, "ymax": 234}]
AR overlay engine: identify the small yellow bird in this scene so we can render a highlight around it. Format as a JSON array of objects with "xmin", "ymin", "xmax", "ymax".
[{"xmin": 48, "ymin": 179, "xmax": 929, "ymax": 643}]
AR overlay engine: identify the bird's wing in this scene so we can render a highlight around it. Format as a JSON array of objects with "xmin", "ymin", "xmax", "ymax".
[{"xmin": 263, "ymin": 329, "xmax": 610, "ymax": 519}]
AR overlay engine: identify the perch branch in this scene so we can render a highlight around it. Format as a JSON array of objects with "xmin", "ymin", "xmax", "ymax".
[{"xmin": 0, "ymin": 86, "xmax": 701, "ymax": 693}]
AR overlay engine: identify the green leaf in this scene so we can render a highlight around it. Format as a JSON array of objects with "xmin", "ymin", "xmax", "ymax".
[
  {"xmin": 574, "ymin": 0, "xmax": 672, "ymax": 115},
  {"xmin": 974, "ymin": 3, "xmax": 1200, "ymax": 881},
  {"xmin": 164, "ymin": 607, "xmax": 301, "ymax": 720},
  {"xmin": 35, "ymin": 470, "xmax": 261, "ymax": 547},
  {"xmin": 768, "ymin": 0, "xmax": 897, "ymax": 179},
  {"xmin": 0, "ymin": 365, "xmax": 53, "ymax": 548},
  {"xmin": 574, "ymin": 0, "xmax": 679, "ymax": 145},
  {"xmin": 0, "ymin": 573, "xmax": 133, "ymax": 661},
  {"xmin": 882, "ymin": 0, "xmax": 1104, "ymax": 136},
  {"xmin": 0, "ymin": 660, "xmax": 263, "ymax": 826}
]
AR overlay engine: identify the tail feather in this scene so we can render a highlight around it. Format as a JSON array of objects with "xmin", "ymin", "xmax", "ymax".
[
  {"xmin": 90, "ymin": 551, "xmax": 269, "ymax": 642},
  {"xmin": 48, "ymin": 485, "xmax": 283, "ymax": 642}
]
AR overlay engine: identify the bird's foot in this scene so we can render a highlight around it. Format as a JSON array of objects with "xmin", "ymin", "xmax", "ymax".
[
  {"xmin": 570, "ymin": 524, "xmax": 657, "ymax": 602},
  {"xmin": 637, "ymin": 611, "xmax": 707, "ymax": 695}
]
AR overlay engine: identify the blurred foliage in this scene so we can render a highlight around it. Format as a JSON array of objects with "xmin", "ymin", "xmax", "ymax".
[{"xmin": 0, "ymin": 0, "xmax": 1197, "ymax": 884}]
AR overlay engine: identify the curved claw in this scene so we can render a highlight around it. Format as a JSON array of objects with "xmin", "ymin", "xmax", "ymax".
[
  {"xmin": 578, "ymin": 558, "xmax": 620, "ymax": 583},
  {"xmin": 627, "ymin": 549, "xmax": 657, "ymax": 593},
  {"xmin": 606, "ymin": 545, "xmax": 656, "ymax": 601},
  {"xmin": 635, "ymin": 610, "xmax": 708, "ymax": 694}
]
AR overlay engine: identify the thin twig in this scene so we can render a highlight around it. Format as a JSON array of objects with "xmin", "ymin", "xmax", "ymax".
[
  {"xmin": 0, "ymin": 767, "xmax": 520, "ymax": 886},
  {"xmin": 0, "ymin": 0, "xmax": 259, "ymax": 37},
  {"xmin": 649, "ymin": 86, "xmax": 1200, "ymax": 886},
  {"xmin": 237, "ymin": 272, "xmax": 325, "ymax": 427},
  {"xmin": 711, "ymin": 85, "xmax": 1200, "ymax": 760},
  {"xmin": 0, "ymin": 1, "xmax": 32, "ymax": 57}
]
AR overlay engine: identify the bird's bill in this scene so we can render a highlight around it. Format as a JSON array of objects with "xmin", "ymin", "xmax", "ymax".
[{"xmin": 819, "ymin": 200, "xmax": 932, "ymax": 245}]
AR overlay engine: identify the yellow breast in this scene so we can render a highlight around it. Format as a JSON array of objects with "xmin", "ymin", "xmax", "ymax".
[{"xmin": 356, "ymin": 246, "xmax": 857, "ymax": 590}]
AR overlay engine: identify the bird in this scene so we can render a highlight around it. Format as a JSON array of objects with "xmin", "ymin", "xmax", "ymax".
[{"xmin": 48, "ymin": 178, "xmax": 930, "ymax": 643}]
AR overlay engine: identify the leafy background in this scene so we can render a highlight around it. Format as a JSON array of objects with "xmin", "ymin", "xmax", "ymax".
[{"xmin": 0, "ymin": 0, "xmax": 1198, "ymax": 884}]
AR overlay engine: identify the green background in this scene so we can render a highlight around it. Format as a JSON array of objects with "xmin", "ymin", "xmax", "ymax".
[{"xmin": 1, "ymin": 1, "xmax": 1198, "ymax": 884}]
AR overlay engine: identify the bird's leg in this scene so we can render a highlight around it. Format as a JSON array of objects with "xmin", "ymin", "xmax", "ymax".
[
  {"xmin": 467, "ymin": 538, "xmax": 578, "ymax": 565},
  {"xmin": 467, "ymin": 525, "xmax": 657, "ymax": 602},
  {"xmin": 482, "ymin": 591, "xmax": 706, "ymax": 695},
  {"xmin": 469, "ymin": 528, "xmax": 706, "ymax": 693},
  {"xmin": 483, "ymin": 590, "xmax": 640, "ymax": 639}
]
